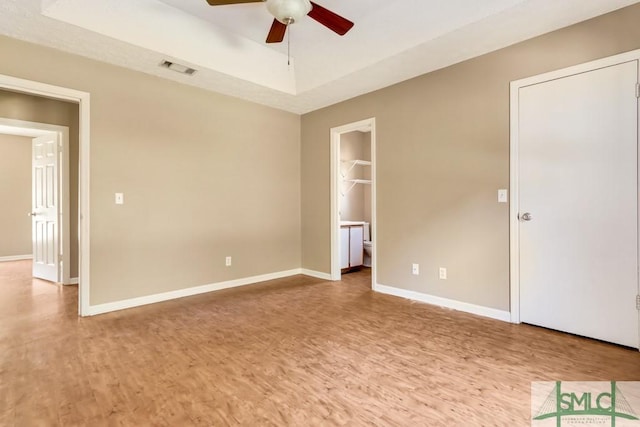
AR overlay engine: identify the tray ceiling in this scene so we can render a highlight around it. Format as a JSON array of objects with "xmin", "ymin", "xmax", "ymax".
[{"xmin": 1, "ymin": 0, "xmax": 638, "ymax": 113}]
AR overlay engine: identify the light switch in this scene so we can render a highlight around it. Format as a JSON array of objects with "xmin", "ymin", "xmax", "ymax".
[
  {"xmin": 115, "ymin": 193, "xmax": 124, "ymax": 205},
  {"xmin": 498, "ymin": 189, "xmax": 508, "ymax": 203}
]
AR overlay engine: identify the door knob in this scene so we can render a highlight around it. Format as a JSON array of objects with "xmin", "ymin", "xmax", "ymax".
[
  {"xmin": 520, "ymin": 212, "xmax": 532, "ymax": 221},
  {"xmin": 27, "ymin": 212, "xmax": 38, "ymax": 217}
]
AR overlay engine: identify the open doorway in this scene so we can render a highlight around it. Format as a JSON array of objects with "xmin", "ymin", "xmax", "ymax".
[
  {"xmin": 0, "ymin": 119, "xmax": 71, "ymax": 284},
  {"xmin": 0, "ymin": 76, "xmax": 90, "ymax": 316},
  {"xmin": 330, "ymin": 118, "xmax": 376, "ymax": 288}
]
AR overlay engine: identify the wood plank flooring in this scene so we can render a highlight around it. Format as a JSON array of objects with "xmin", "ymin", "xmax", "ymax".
[{"xmin": 1, "ymin": 260, "xmax": 638, "ymax": 426}]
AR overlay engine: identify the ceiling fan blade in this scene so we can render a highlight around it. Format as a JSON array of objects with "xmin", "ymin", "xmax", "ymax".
[
  {"xmin": 308, "ymin": 2, "xmax": 354, "ymax": 36},
  {"xmin": 205, "ymin": 0, "xmax": 263, "ymax": 5},
  {"xmin": 266, "ymin": 19, "xmax": 287, "ymax": 43}
]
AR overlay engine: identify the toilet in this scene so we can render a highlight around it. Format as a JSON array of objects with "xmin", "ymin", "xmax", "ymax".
[{"xmin": 363, "ymin": 222, "xmax": 372, "ymax": 267}]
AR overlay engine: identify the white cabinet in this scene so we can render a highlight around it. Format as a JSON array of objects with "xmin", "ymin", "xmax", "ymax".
[
  {"xmin": 349, "ymin": 225, "xmax": 363, "ymax": 267},
  {"xmin": 340, "ymin": 227, "xmax": 350, "ymax": 269},
  {"xmin": 340, "ymin": 224, "xmax": 363, "ymax": 270}
]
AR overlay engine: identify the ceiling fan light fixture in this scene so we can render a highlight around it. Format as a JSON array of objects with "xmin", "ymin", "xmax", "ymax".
[{"xmin": 266, "ymin": 0, "xmax": 311, "ymax": 25}]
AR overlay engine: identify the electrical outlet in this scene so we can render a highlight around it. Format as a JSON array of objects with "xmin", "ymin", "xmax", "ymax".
[
  {"xmin": 439, "ymin": 267, "xmax": 447, "ymax": 280},
  {"xmin": 412, "ymin": 263, "xmax": 419, "ymax": 275},
  {"xmin": 225, "ymin": 256, "xmax": 232, "ymax": 267}
]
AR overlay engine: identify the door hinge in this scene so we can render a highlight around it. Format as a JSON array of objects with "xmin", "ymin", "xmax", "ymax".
[
  {"xmin": 637, "ymin": 294, "xmax": 640, "ymax": 310},
  {"xmin": 636, "ymin": 83, "xmax": 640, "ymax": 98}
]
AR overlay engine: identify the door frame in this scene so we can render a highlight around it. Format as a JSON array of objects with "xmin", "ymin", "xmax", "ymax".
[
  {"xmin": 0, "ymin": 74, "xmax": 91, "ymax": 316},
  {"xmin": 0, "ymin": 118, "xmax": 70, "ymax": 284},
  {"xmin": 330, "ymin": 117, "xmax": 377, "ymax": 286},
  {"xmin": 509, "ymin": 48, "xmax": 640, "ymax": 324}
]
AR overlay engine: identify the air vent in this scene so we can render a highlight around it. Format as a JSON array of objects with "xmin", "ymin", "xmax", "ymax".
[{"xmin": 159, "ymin": 60, "xmax": 197, "ymax": 76}]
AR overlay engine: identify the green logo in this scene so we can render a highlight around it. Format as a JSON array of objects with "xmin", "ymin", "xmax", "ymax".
[{"xmin": 532, "ymin": 381, "xmax": 639, "ymax": 427}]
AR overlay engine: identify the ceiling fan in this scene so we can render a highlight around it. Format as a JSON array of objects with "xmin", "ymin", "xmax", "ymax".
[{"xmin": 205, "ymin": 0, "xmax": 354, "ymax": 44}]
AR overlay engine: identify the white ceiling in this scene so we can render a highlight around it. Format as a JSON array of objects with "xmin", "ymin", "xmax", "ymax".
[{"xmin": 0, "ymin": 0, "xmax": 638, "ymax": 113}]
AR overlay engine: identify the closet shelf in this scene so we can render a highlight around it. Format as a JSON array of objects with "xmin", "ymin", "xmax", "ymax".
[
  {"xmin": 341, "ymin": 159, "xmax": 372, "ymax": 177},
  {"xmin": 341, "ymin": 159, "xmax": 372, "ymax": 195},
  {"xmin": 344, "ymin": 160, "xmax": 371, "ymax": 166},
  {"xmin": 342, "ymin": 179, "xmax": 372, "ymax": 195}
]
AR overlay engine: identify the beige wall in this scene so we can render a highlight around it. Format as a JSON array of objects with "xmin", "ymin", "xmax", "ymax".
[
  {"xmin": 0, "ymin": 36, "xmax": 301, "ymax": 305},
  {"xmin": 301, "ymin": 3, "xmax": 640, "ymax": 311},
  {"xmin": 2, "ymin": 3, "xmax": 638, "ymax": 311},
  {"xmin": 0, "ymin": 134, "xmax": 31, "ymax": 257},
  {"xmin": 0, "ymin": 91, "xmax": 80, "ymax": 277}
]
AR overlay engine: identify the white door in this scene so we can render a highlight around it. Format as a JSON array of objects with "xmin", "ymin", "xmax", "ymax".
[
  {"xmin": 519, "ymin": 60, "xmax": 639, "ymax": 348},
  {"xmin": 32, "ymin": 134, "xmax": 59, "ymax": 282}
]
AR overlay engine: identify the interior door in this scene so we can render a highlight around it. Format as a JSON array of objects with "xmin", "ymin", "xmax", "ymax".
[
  {"xmin": 32, "ymin": 134, "xmax": 59, "ymax": 282},
  {"xmin": 519, "ymin": 60, "xmax": 639, "ymax": 348}
]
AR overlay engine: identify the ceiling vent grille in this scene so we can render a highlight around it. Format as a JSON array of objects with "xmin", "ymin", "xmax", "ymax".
[{"xmin": 159, "ymin": 60, "xmax": 197, "ymax": 76}]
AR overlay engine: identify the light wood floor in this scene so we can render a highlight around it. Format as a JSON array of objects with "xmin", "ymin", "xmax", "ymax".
[{"xmin": 1, "ymin": 261, "xmax": 638, "ymax": 426}]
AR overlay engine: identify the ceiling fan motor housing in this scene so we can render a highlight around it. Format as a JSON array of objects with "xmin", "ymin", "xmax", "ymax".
[{"xmin": 266, "ymin": 0, "xmax": 312, "ymax": 25}]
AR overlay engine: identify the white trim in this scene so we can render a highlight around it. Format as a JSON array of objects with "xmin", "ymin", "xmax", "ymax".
[
  {"xmin": 370, "ymin": 122, "xmax": 377, "ymax": 289},
  {"xmin": 0, "ymin": 255, "xmax": 33, "ymax": 262},
  {"xmin": 78, "ymin": 92, "xmax": 90, "ymax": 316},
  {"xmin": 0, "ymin": 74, "xmax": 91, "ymax": 316},
  {"xmin": 329, "ymin": 118, "xmax": 377, "ymax": 287},
  {"xmin": 86, "ymin": 269, "xmax": 302, "ymax": 316},
  {"xmin": 67, "ymin": 277, "xmax": 79, "ymax": 285},
  {"xmin": 509, "ymin": 75, "xmax": 521, "ymax": 324},
  {"xmin": 330, "ymin": 126, "xmax": 340, "ymax": 281},
  {"xmin": 300, "ymin": 269, "xmax": 332, "ymax": 280},
  {"xmin": 513, "ymin": 49, "xmax": 640, "ymax": 90},
  {"xmin": 374, "ymin": 283, "xmax": 511, "ymax": 322},
  {"xmin": 509, "ymin": 48, "xmax": 640, "ymax": 325}
]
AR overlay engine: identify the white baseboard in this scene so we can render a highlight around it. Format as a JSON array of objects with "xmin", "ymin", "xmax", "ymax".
[
  {"xmin": 86, "ymin": 269, "xmax": 302, "ymax": 316},
  {"xmin": 374, "ymin": 283, "xmax": 511, "ymax": 322},
  {"xmin": 300, "ymin": 269, "xmax": 332, "ymax": 280},
  {"xmin": 0, "ymin": 255, "xmax": 33, "ymax": 262},
  {"xmin": 67, "ymin": 277, "xmax": 79, "ymax": 285}
]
